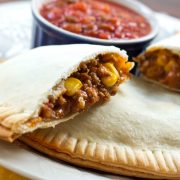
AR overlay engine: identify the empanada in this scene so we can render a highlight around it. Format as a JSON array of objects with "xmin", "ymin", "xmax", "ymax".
[
  {"xmin": 21, "ymin": 77, "xmax": 180, "ymax": 179},
  {"xmin": 135, "ymin": 33, "xmax": 180, "ymax": 91},
  {"xmin": 0, "ymin": 44, "xmax": 133, "ymax": 142}
]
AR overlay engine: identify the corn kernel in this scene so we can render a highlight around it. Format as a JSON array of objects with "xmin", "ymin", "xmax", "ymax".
[
  {"xmin": 104, "ymin": 63, "xmax": 119, "ymax": 76},
  {"xmin": 164, "ymin": 60, "xmax": 176, "ymax": 72},
  {"xmin": 102, "ymin": 73, "xmax": 119, "ymax": 87},
  {"xmin": 125, "ymin": 62, "xmax": 134, "ymax": 71},
  {"xmin": 101, "ymin": 63, "xmax": 119, "ymax": 87},
  {"xmin": 157, "ymin": 56, "xmax": 167, "ymax": 66},
  {"xmin": 64, "ymin": 77, "xmax": 82, "ymax": 96}
]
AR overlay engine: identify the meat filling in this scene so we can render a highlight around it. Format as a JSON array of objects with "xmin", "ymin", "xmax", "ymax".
[
  {"xmin": 38, "ymin": 53, "xmax": 133, "ymax": 120},
  {"xmin": 136, "ymin": 49, "xmax": 180, "ymax": 89}
]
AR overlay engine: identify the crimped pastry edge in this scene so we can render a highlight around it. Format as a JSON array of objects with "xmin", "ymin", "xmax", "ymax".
[
  {"xmin": 20, "ymin": 132, "xmax": 180, "ymax": 179},
  {"xmin": 0, "ymin": 106, "xmax": 77, "ymax": 142}
]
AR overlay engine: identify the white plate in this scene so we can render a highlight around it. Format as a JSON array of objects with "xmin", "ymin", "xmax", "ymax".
[
  {"xmin": 0, "ymin": 1, "xmax": 180, "ymax": 179},
  {"xmin": 0, "ymin": 141, "xmax": 117, "ymax": 180}
]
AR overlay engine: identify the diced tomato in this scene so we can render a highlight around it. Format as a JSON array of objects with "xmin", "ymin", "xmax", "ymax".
[
  {"xmin": 62, "ymin": 23, "xmax": 82, "ymax": 33},
  {"xmin": 80, "ymin": 16, "xmax": 96, "ymax": 24},
  {"xmin": 98, "ymin": 23, "xmax": 115, "ymax": 32},
  {"xmin": 98, "ymin": 32, "xmax": 111, "ymax": 39},
  {"xmin": 40, "ymin": 0, "xmax": 151, "ymax": 40},
  {"xmin": 92, "ymin": 2, "xmax": 110, "ymax": 13},
  {"xmin": 108, "ymin": 17, "xmax": 121, "ymax": 27},
  {"xmin": 71, "ymin": 2, "xmax": 87, "ymax": 12}
]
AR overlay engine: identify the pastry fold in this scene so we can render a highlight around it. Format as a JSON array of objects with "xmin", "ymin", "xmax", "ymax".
[
  {"xmin": 21, "ymin": 77, "xmax": 180, "ymax": 179},
  {"xmin": 135, "ymin": 34, "xmax": 180, "ymax": 91},
  {"xmin": 0, "ymin": 44, "xmax": 133, "ymax": 142}
]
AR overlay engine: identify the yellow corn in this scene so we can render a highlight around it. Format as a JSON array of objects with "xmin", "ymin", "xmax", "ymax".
[
  {"xmin": 104, "ymin": 63, "xmax": 119, "ymax": 76},
  {"xmin": 164, "ymin": 60, "xmax": 176, "ymax": 72},
  {"xmin": 64, "ymin": 77, "xmax": 82, "ymax": 96},
  {"xmin": 157, "ymin": 56, "xmax": 167, "ymax": 66},
  {"xmin": 101, "ymin": 63, "xmax": 119, "ymax": 87},
  {"xmin": 125, "ymin": 62, "xmax": 134, "ymax": 71}
]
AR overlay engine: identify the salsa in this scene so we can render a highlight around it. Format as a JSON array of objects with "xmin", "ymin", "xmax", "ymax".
[{"xmin": 40, "ymin": 0, "xmax": 151, "ymax": 40}]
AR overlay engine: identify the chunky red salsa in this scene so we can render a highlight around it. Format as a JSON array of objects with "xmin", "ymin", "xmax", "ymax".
[{"xmin": 40, "ymin": 0, "xmax": 151, "ymax": 40}]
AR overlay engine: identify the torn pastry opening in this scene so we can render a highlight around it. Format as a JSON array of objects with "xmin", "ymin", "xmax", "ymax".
[
  {"xmin": 28, "ymin": 53, "xmax": 133, "ymax": 127},
  {"xmin": 135, "ymin": 49, "xmax": 180, "ymax": 90}
]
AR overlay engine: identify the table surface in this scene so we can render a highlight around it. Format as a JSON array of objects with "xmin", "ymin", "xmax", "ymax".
[
  {"xmin": 139, "ymin": 0, "xmax": 180, "ymax": 18},
  {"xmin": 0, "ymin": 0, "xmax": 179, "ymax": 179}
]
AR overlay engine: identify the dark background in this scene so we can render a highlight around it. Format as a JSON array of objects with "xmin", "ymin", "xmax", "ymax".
[{"xmin": 139, "ymin": 0, "xmax": 180, "ymax": 18}]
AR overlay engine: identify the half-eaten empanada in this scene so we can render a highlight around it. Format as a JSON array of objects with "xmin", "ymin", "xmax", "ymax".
[{"xmin": 0, "ymin": 44, "xmax": 133, "ymax": 142}]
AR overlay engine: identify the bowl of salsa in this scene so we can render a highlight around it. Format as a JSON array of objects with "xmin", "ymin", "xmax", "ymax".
[{"xmin": 32, "ymin": 0, "xmax": 158, "ymax": 56}]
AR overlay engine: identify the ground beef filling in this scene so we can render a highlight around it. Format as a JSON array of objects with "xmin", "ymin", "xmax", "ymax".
[
  {"xmin": 137, "ymin": 49, "xmax": 180, "ymax": 89},
  {"xmin": 39, "ymin": 54, "xmax": 131, "ymax": 120}
]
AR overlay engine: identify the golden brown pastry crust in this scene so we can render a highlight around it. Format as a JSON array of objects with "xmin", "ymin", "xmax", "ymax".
[
  {"xmin": 0, "ymin": 107, "xmax": 28, "ymax": 142},
  {"xmin": 0, "ymin": 126, "xmax": 17, "ymax": 142},
  {"xmin": 21, "ymin": 133, "xmax": 180, "ymax": 179}
]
